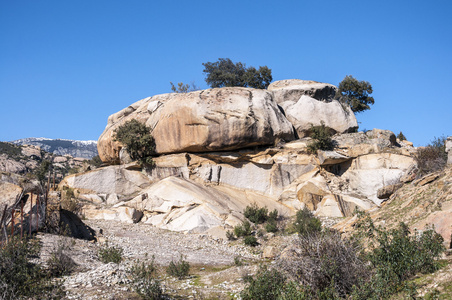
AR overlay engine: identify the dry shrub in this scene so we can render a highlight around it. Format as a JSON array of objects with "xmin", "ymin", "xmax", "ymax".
[
  {"xmin": 414, "ymin": 136, "xmax": 447, "ymax": 176},
  {"xmin": 278, "ymin": 230, "xmax": 369, "ymax": 298}
]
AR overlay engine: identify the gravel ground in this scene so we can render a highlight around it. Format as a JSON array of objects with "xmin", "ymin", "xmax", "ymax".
[{"xmin": 36, "ymin": 219, "xmax": 277, "ymax": 299}]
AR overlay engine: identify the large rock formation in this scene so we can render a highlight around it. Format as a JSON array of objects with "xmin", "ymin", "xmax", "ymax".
[
  {"xmin": 63, "ymin": 81, "xmax": 420, "ymax": 237},
  {"xmin": 269, "ymin": 80, "xmax": 358, "ymax": 137},
  {"xmin": 268, "ymin": 79, "xmax": 337, "ymax": 102},
  {"xmin": 98, "ymin": 88, "xmax": 295, "ymax": 164}
]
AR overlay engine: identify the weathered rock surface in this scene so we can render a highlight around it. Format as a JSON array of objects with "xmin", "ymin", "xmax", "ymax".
[
  {"xmin": 98, "ymin": 88, "xmax": 295, "ymax": 164},
  {"xmin": 446, "ymin": 136, "xmax": 452, "ymax": 165},
  {"xmin": 340, "ymin": 153, "xmax": 415, "ymax": 205},
  {"xmin": 0, "ymin": 155, "xmax": 27, "ymax": 173},
  {"xmin": 279, "ymin": 95, "xmax": 358, "ymax": 137},
  {"xmin": 60, "ymin": 165, "xmax": 152, "ymax": 197},
  {"xmin": 268, "ymin": 79, "xmax": 337, "ymax": 102},
  {"xmin": 334, "ymin": 165, "xmax": 452, "ymax": 247},
  {"xmin": 0, "ymin": 181, "xmax": 22, "ymax": 208},
  {"xmin": 126, "ymin": 176, "xmax": 292, "ymax": 234}
]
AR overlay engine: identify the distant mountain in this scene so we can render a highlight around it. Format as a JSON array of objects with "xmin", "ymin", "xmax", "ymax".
[{"xmin": 11, "ymin": 137, "xmax": 98, "ymax": 159}]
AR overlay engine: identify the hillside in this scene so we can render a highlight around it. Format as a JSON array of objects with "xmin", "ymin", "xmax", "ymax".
[{"xmin": 12, "ymin": 137, "xmax": 98, "ymax": 159}]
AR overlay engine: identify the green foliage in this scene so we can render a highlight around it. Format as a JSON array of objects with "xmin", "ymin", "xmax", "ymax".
[
  {"xmin": 351, "ymin": 213, "xmax": 445, "ymax": 299},
  {"xmin": 226, "ymin": 230, "xmax": 236, "ymax": 241},
  {"xmin": 88, "ymin": 155, "xmax": 103, "ymax": 168},
  {"xmin": 244, "ymin": 236, "xmax": 259, "ymax": 247},
  {"xmin": 129, "ymin": 256, "xmax": 163, "ymax": 300},
  {"xmin": 34, "ymin": 160, "xmax": 52, "ymax": 183},
  {"xmin": 244, "ymin": 203, "xmax": 269, "ymax": 224},
  {"xmin": 166, "ymin": 254, "xmax": 190, "ymax": 279},
  {"xmin": 98, "ymin": 242, "xmax": 123, "ymax": 264},
  {"xmin": 396, "ymin": 131, "xmax": 407, "ymax": 141},
  {"xmin": 414, "ymin": 135, "xmax": 447, "ymax": 176},
  {"xmin": 234, "ymin": 220, "xmax": 252, "ymax": 238},
  {"xmin": 0, "ymin": 237, "xmax": 65, "ymax": 299},
  {"xmin": 170, "ymin": 81, "xmax": 199, "ymax": 93},
  {"xmin": 265, "ymin": 219, "xmax": 278, "ymax": 233},
  {"xmin": 0, "ymin": 142, "xmax": 23, "ymax": 159},
  {"xmin": 336, "ymin": 75, "xmax": 374, "ymax": 113},
  {"xmin": 113, "ymin": 119, "xmax": 155, "ymax": 166},
  {"xmin": 307, "ymin": 122, "xmax": 334, "ymax": 153},
  {"xmin": 241, "ymin": 266, "xmax": 287, "ymax": 300},
  {"xmin": 291, "ymin": 207, "xmax": 322, "ymax": 236},
  {"xmin": 202, "ymin": 58, "xmax": 272, "ymax": 89}
]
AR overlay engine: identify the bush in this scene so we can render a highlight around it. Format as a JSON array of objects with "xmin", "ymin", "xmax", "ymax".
[
  {"xmin": 397, "ymin": 131, "xmax": 407, "ymax": 141},
  {"xmin": 234, "ymin": 220, "xmax": 252, "ymax": 238},
  {"xmin": 307, "ymin": 122, "xmax": 334, "ymax": 153},
  {"xmin": 244, "ymin": 203, "xmax": 269, "ymax": 224},
  {"xmin": 290, "ymin": 207, "xmax": 322, "ymax": 236},
  {"xmin": 129, "ymin": 256, "xmax": 163, "ymax": 300},
  {"xmin": 241, "ymin": 266, "xmax": 287, "ymax": 300},
  {"xmin": 113, "ymin": 119, "xmax": 155, "ymax": 166},
  {"xmin": 279, "ymin": 229, "xmax": 368, "ymax": 298},
  {"xmin": 244, "ymin": 236, "xmax": 259, "ymax": 247},
  {"xmin": 226, "ymin": 230, "xmax": 236, "ymax": 241},
  {"xmin": 414, "ymin": 136, "xmax": 447, "ymax": 176},
  {"xmin": 265, "ymin": 219, "xmax": 278, "ymax": 233},
  {"xmin": 351, "ymin": 213, "xmax": 445, "ymax": 299},
  {"xmin": 98, "ymin": 242, "xmax": 123, "ymax": 264},
  {"xmin": 170, "ymin": 81, "xmax": 199, "ymax": 93},
  {"xmin": 0, "ymin": 237, "xmax": 65, "ymax": 299},
  {"xmin": 166, "ymin": 254, "xmax": 190, "ymax": 279},
  {"xmin": 46, "ymin": 239, "xmax": 76, "ymax": 277},
  {"xmin": 88, "ymin": 155, "xmax": 103, "ymax": 168}
]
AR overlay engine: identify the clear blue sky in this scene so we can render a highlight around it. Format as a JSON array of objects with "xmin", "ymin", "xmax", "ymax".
[{"xmin": 1, "ymin": 0, "xmax": 451, "ymax": 146}]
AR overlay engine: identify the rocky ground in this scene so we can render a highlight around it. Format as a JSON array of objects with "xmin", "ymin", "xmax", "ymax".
[{"xmin": 37, "ymin": 219, "xmax": 298, "ymax": 299}]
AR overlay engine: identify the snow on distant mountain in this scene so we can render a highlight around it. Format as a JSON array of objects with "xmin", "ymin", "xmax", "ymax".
[{"xmin": 11, "ymin": 138, "xmax": 98, "ymax": 159}]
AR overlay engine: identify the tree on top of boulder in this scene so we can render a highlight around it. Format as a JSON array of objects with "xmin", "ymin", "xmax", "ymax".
[
  {"xmin": 336, "ymin": 75, "xmax": 374, "ymax": 113},
  {"xmin": 202, "ymin": 58, "xmax": 272, "ymax": 89}
]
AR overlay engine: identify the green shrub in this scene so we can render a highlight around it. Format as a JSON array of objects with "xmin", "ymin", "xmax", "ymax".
[
  {"xmin": 244, "ymin": 203, "xmax": 269, "ymax": 224},
  {"xmin": 98, "ymin": 242, "xmax": 123, "ymax": 264},
  {"xmin": 291, "ymin": 207, "xmax": 322, "ymax": 236},
  {"xmin": 0, "ymin": 237, "xmax": 65, "ymax": 299},
  {"xmin": 113, "ymin": 119, "xmax": 155, "ymax": 166},
  {"xmin": 351, "ymin": 213, "xmax": 445, "ymax": 299},
  {"xmin": 226, "ymin": 230, "xmax": 236, "ymax": 241},
  {"xmin": 166, "ymin": 254, "xmax": 190, "ymax": 279},
  {"xmin": 307, "ymin": 122, "xmax": 334, "ymax": 153},
  {"xmin": 396, "ymin": 131, "xmax": 407, "ymax": 141},
  {"xmin": 265, "ymin": 219, "xmax": 278, "ymax": 233},
  {"xmin": 244, "ymin": 236, "xmax": 259, "ymax": 247},
  {"xmin": 129, "ymin": 256, "xmax": 163, "ymax": 300},
  {"xmin": 268, "ymin": 209, "xmax": 278, "ymax": 221},
  {"xmin": 241, "ymin": 266, "xmax": 286, "ymax": 300},
  {"xmin": 234, "ymin": 256, "xmax": 243, "ymax": 266},
  {"xmin": 234, "ymin": 220, "xmax": 252, "ymax": 238},
  {"xmin": 88, "ymin": 155, "xmax": 103, "ymax": 168}
]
